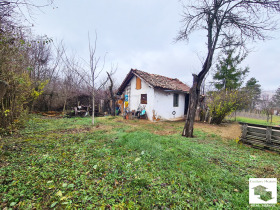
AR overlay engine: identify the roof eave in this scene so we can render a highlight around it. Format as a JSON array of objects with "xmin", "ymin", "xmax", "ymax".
[{"xmin": 155, "ymin": 87, "xmax": 189, "ymax": 94}]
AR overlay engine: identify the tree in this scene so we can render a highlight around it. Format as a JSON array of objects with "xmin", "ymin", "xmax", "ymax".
[
  {"xmin": 106, "ymin": 67, "xmax": 117, "ymax": 116},
  {"xmin": 87, "ymin": 34, "xmax": 108, "ymax": 125},
  {"xmin": 62, "ymin": 33, "xmax": 107, "ymax": 125},
  {"xmin": 245, "ymin": 77, "xmax": 261, "ymax": 110},
  {"xmin": 178, "ymin": 0, "xmax": 280, "ymax": 137},
  {"xmin": 213, "ymin": 48, "xmax": 248, "ymax": 91},
  {"xmin": 272, "ymin": 87, "xmax": 280, "ymax": 108},
  {"xmin": 260, "ymin": 94, "xmax": 274, "ymax": 122},
  {"xmin": 207, "ymin": 90, "xmax": 249, "ymax": 124}
]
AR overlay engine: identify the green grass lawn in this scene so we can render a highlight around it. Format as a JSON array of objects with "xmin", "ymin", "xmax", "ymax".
[
  {"xmin": 229, "ymin": 115, "xmax": 280, "ymax": 126},
  {"xmin": 0, "ymin": 116, "xmax": 279, "ymax": 209}
]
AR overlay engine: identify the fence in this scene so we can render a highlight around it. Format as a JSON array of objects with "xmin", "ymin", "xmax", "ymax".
[
  {"xmin": 230, "ymin": 111, "xmax": 268, "ymax": 120},
  {"xmin": 240, "ymin": 122, "xmax": 280, "ymax": 152}
]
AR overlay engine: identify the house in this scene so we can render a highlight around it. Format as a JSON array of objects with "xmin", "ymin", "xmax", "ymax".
[{"xmin": 117, "ymin": 69, "xmax": 190, "ymax": 121}]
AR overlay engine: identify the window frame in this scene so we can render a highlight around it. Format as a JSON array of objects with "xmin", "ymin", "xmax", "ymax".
[
  {"xmin": 173, "ymin": 93, "xmax": 179, "ymax": 107},
  {"xmin": 141, "ymin": 94, "xmax": 147, "ymax": 104}
]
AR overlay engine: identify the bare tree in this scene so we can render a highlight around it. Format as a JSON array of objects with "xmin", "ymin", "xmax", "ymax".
[
  {"xmin": 178, "ymin": 0, "xmax": 280, "ymax": 137},
  {"xmin": 260, "ymin": 94, "xmax": 274, "ymax": 123},
  {"xmin": 87, "ymin": 33, "xmax": 108, "ymax": 125},
  {"xmin": 61, "ymin": 34, "xmax": 107, "ymax": 125}
]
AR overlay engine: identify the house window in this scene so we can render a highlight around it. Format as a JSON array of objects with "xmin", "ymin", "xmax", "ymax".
[
  {"xmin": 141, "ymin": 94, "xmax": 147, "ymax": 104},
  {"xmin": 136, "ymin": 77, "xmax": 141, "ymax": 90},
  {"xmin": 173, "ymin": 93, "xmax": 179, "ymax": 107}
]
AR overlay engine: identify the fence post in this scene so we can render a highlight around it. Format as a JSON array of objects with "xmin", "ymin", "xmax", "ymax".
[
  {"xmin": 241, "ymin": 124, "xmax": 248, "ymax": 140},
  {"xmin": 266, "ymin": 126, "xmax": 272, "ymax": 144}
]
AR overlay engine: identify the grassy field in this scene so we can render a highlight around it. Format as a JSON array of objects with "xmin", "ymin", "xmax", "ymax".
[
  {"xmin": 228, "ymin": 115, "xmax": 280, "ymax": 126},
  {"xmin": 0, "ymin": 116, "xmax": 280, "ymax": 209}
]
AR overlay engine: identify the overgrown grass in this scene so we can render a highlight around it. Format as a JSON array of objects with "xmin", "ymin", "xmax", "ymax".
[{"xmin": 0, "ymin": 116, "xmax": 279, "ymax": 209}]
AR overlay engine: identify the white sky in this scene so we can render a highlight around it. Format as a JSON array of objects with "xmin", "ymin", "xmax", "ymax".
[{"xmin": 30, "ymin": 0, "xmax": 280, "ymax": 90}]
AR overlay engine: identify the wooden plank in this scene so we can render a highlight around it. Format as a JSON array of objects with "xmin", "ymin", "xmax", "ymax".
[
  {"xmin": 243, "ymin": 139, "xmax": 280, "ymax": 152},
  {"xmin": 244, "ymin": 139, "xmax": 266, "ymax": 147},
  {"xmin": 247, "ymin": 126, "xmax": 266, "ymax": 134},
  {"xmin": 272, "ymin": 130, "xmax": 280, "ymax": 137},
  {"xmin": 271, "ymin": 139, "xmax": 280, "ymax": 145},
  {"xmin": 245, "ymin": 139, "xmax": 267, "ymax": 146},
  {"xmin": 247, "ymin": 131, "xmax": 266, "ymax": 138},
  {"xmin": 246, "ymin": 135, "xmax": 266, "ymax": 142},
  {"xmin": 239, "ymin": 122, "xmax": 280, "ymax": 130},
  {"xmin": 249, "ymin": 138, "xmax": 280, "ymax": 149},
  {"xmin": 271, "ymin": 135, "xmax": 280, "ymax": 141},
  {"xmin": 245, "ymin": 139, "xmax": 267, "ymax": 147},
  {"xmin": 244, "ymin": 139, "xmax": 280, "ymax": 150},
  {"xmin": 246, "ymin": 140, "xmax": 266, "ymax": 146}
]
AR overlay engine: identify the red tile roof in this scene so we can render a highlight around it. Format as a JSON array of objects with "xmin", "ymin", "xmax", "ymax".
[{"xmin": 117, "ymin": 69, "xmax": 190, "ymax": 95}]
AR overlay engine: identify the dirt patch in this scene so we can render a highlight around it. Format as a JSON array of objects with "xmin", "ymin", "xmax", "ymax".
[
  {"xmin": 58, "ymin": 127, "xmax": 92, "ymax": 134},
  {"xmin": 112, "ymin": 117, "xmax": 241, "ymax": 138},
  {"xmin": 194, "ymin": 122, "xmax": 241, "ymax": 140},
  {"xmin": 153, "ymin": 130, "xmax": 177, "ymax": 136}
]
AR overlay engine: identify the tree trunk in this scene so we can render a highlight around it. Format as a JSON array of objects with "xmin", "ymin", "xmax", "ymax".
[
  {"xmin": 106, "ymin": 71, "xmax": 116, "ymax": 116},
  {"xmin": 0, "ymin": 80, "xmax": 8, "ymax": 100},
  {"xmin": 182, "ymin": 74, "xmax": 200, "ymax": 137},
  {"xmin": 92, "ymin": 91, "xmax": 95, "ymax": 125},
  {"xmin": 112, "ymin": 98, "xmax": 116, "ymax": 116},
  {"xmin": 182, "ymin": 47, "xmax": 215, "ymax": 137},
  {"xmin": 63, "ymin": 97, "xmax": 67, "ymax": 114}
]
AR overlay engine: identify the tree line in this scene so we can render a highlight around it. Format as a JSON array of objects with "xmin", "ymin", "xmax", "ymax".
[{"xmin": 0, "ymin": 1, "xmax": 116, "ymax": 134}]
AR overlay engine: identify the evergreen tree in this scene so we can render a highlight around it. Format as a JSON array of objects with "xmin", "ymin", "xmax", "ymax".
[
  {"xmin": 272, "ymin": 87, "xmax": 280, "ymax": 108},
  {"xmin": 213, "ymin": 48, "xmax": 249, "ymax": 91},
  {"xmin": 245, "ymin": 77, "xmax": 261, "ymax": 110}
]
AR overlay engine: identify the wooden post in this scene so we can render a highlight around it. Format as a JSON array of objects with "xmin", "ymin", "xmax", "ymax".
[
  {"xmin": 266, "ymin": 126, "xmax": 272, "ymax": 144},
  {"xmin": 241, "ymin": 124, "xmax": 248, "ymax": 140}
]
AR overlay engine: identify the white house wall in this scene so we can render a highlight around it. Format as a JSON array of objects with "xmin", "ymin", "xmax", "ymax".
[
  {"xmin": 153, "ymin": 89, "xmax": 186, "ymax": 120},
  {"xmin": 124, "ymin": 76, "xmax": 154, "ymax": 121}
]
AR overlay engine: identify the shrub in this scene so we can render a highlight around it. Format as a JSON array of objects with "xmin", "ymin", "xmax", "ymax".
[{"xmin": 207, "ymin": 90, "xmax": 249, "ymax": 124}]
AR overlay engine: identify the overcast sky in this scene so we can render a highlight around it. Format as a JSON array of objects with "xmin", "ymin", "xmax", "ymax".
[{"xmin": 30, "ymin": 0, "xmax": 280, "ymax": 91}]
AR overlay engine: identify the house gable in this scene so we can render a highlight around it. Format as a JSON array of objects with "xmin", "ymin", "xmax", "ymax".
[{"xmin": 117, "ymin": 69, "xmax": 190, "ymax": 95}]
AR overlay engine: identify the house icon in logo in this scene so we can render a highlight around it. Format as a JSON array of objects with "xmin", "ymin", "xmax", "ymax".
[{"xmin": 252, "ymin": 185, "xmax": 273, "ymax": 202}]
